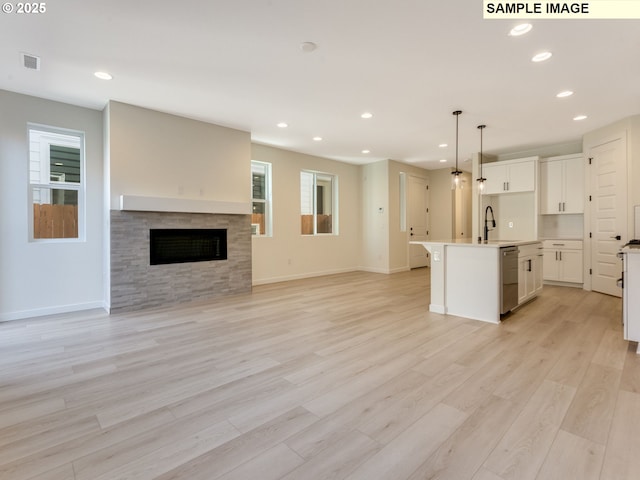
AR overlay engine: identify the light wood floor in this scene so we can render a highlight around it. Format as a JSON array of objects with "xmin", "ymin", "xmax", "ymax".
[{"xmin": 1, "ymin": 269, "xmax": 639, "ymax": 480}]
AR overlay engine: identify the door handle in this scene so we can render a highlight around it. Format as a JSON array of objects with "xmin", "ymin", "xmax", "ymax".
[{"xmin": 611, "ymin": 235, "xmax": 621, "ymax": 240}]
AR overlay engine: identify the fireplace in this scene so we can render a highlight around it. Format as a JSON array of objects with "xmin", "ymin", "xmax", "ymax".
[
  {"xmin": 150, "ymin": 228, "xmax": 227, "ymax": 265},
  {"xmin": 110, "ymin": 210, "xmax": 251, "ymax": 312}
]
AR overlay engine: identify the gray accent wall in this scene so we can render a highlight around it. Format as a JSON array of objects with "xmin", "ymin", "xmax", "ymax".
[{"xmin": 106, "ymin": 101, "xmax": 252, "ymax": 312}]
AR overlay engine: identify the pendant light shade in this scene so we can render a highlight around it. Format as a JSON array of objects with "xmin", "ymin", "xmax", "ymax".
[
  {"xmin": 451, "ymin": 110, "xmax": 463, "ymax": 190},
  {"xmin": 477, "ymin": 124, "xmax": 486, "ymax": 191}
]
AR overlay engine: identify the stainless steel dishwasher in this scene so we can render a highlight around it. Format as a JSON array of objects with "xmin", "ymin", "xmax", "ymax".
[{"xmin": 500, "ymin": 246, "xmax": 519, "ymax": 314}]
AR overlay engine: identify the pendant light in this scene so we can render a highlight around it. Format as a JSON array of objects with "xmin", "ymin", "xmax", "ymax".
[
  {"xmin": 477, "ymin": 124, "xmax": 486, "ymax": 191},
  {"xmin": 451, "ymin": 110, "xmax": 463, "ymax": 189}
]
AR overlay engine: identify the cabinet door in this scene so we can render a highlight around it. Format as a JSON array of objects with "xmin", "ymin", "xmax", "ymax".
[
  {"xmin": 482, "ymin": 163, "xmax": 507, "ymax": 195},
  {"xmin": 540, "ymin": 160, "xmax": 563, "ymax": 214},
  {"xmin": 518, "ymin": 256, "xmax": 528, "ymax": 303},
  {"xmin": 534, "ymin": 254, "xmax": 544, "ymax": 293},
  {"xmin": 543, "ymin": 250, "xmax": 560, "ymax": 281},
  {"xmin": 560, "ymin": 249, "xmax": 583, "ymax": 283},
  {"xmin": 507, "ymin": 161, "xmax": 535, "ymax": 193},
  {"xmin": 518, "ymin": 255, "xmax": 536, "ymax": 303},
  {"xmin": 562, "ymin": 157, "xmax": 584, "ymax": 214}
]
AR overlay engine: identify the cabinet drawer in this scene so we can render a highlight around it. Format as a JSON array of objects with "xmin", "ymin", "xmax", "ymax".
[
  {"xmin": 518, "ymin": 243, "xmax": 543, "ymax": 257},
  {"xmin": 542, "ymin": 240, "xmax": 583, "ymax": 250}
]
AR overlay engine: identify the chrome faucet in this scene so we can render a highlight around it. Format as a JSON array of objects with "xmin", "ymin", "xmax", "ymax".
[{"xmin": 484, "ymin": 205, "xmax": 496, "ymax": 242}]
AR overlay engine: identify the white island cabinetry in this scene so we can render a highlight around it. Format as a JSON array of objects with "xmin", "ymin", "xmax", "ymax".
[
  {"xmin": 518, "ymin": 243, "xmax": 544, "ymax": 304},
  {"xmin": 412, "ymin": 239, "xmax": 542, "ymax": 324},
  {"xmin": 621, "ymin": 247, "xmax": 640, "ymax": 353}
]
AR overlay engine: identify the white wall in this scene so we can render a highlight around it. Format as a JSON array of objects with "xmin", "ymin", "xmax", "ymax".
[
  {"xmin": 361, "ymin": 160, "xmax": 389, "ymax": 273},
  {"xmin": 583, "ymin": 114, "xmax": 640, "ymax": 241},
  {"xmin": 429, "ymin": 168, "xmax": 455, "ymax": 241},
  {"xmin": 251, "ymin": 143, "xmax": 362, "ymax": 284},
  {"xmin": 0, "ymin": 90, "xmax": 104, "ymax": 320},
  {"xmin": 107, "ymin": 101, "xmax": 251, "ymax": 209},
  {"xmin": 388, "ymin": 160, "xmax": 430, "ymax": 272},
  {"xmin": 484, "ymin": 192, "xmax": 537, "ymax": 241}
]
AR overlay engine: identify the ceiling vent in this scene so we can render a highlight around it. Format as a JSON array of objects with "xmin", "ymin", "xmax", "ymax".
[{"xmin": 21, "ymin": 52, "xmax": 41, "ymax": 71}]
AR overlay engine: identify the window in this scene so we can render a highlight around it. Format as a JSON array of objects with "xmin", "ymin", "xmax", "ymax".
[
  {"xmin": 251, "ymin": 160, "xmax": 272, "ymax": 236},
  {"xmin": 28, "ymin": 125, "xmax": 84, "ymax": 240},
  {"xmin": 300, "ymin": 170, "xmax": 336, "ymax": 235}
]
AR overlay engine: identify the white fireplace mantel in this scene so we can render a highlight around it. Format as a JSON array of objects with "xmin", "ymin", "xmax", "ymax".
[{"xmin": 119, "ymin": 195, "xmax": 251, "ymax": 215}]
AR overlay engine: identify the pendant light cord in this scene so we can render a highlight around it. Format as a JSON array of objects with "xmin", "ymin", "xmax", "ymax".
[
  {"xmin": 477, "ymin": 124, "xmax": 486, "ymax": 185},
  {"xmin": 452, "ymin": 110, "xmax": 462, "ymax": 176}
]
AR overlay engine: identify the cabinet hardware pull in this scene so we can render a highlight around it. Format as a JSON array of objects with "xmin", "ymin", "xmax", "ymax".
[
  {"xmin": 555, "ymin": 251, "xmax": 558, "ymax": 261},
  {"xmin": 559, "ymin": 251, "xmax": 562, "ymax": 261},
  {"xmin": 559, "ymin": 202, "xmax": 562, "ymax": 212}
]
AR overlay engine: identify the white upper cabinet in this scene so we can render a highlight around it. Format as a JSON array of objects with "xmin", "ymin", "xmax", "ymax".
[
  {"xmin": 482, "ymin": 157, "xmax": 536, "ymax": 195},
  {"xmin": 540, "ymin": 154, "xmax": 584, "ymax": 214}
]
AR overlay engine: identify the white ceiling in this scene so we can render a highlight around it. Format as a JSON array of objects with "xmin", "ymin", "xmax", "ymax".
[{"xmin": 2, "ymin": 1, "xmax": 640, "ymax": 170}]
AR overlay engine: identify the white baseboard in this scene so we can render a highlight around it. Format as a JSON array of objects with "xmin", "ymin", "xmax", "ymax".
[
  {"xmin": 252, "ymin": 266, "xmax": 412, "ymax": 286},
  {"xmin": 0, "ymin": 301, "xmax": 108, "ymax": 322},
  {"xmin": 252, "ymin": 267, "xmax": 359, "ymax": 286}
]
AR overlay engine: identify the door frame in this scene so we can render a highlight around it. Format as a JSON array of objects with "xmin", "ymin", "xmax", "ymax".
[{"xmin": 406, "ymin": 174, "xmax": 430, "ymax": 269}]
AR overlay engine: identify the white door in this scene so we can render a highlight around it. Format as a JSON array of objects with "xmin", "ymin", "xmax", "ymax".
[
  {"xmin": 408, "ymin": 175, "xmax": 429, "ymax": 269},
  {"xmin": 589, "ymin": 135, "xmax": 627, "ymax": 297}
]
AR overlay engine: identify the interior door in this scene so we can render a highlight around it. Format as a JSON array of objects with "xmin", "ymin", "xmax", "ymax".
[
  {"xmin": 589, "ymin": 135, "xmax": 627, "ymax": 297},
  {"xmin": 408, "ymin": 175, "xmax": 429, "ymax": 269}
]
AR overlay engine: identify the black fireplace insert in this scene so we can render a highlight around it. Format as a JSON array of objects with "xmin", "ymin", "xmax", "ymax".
[{"xmin": 150, "ymin": 228, "xmax": 227, "ymax": 265}]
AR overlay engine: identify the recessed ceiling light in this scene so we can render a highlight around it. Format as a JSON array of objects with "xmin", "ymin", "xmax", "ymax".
[
  {"xmin": 531, "ymin": 52, "xmax": 552, "ymax": 62},
  {"xmin": 439, "ymin": 159, "xmax": 447, "ymax": 163},
  {"xmin": 573, "ymin": 115, "xmax": 588, "ymax": 121},
  {"xmin": 439, "ymin": 143, "xmax": 448, "ymax": 148},
  {"xmin": 556, "ymin": 90, "xmax": 574, "ymax": 98},
  {"xmin": 361, "ymin": 112, "xmax": 373, "ymax": 119},
  {"xmin": 509, "ymin": 23, "xmax": 532, "ymax": 36},
  {"xmin": 94, "ymin": 71, "xmax": 113, "ymax": 80},
  {"xmin": 362, "ymin": 149, "xmax": 370, "ymax": 154},
  {"xmin": 313, "ymin": 136, "xmax": 323, "ymax": 141},
  {"xmin": 301, "ymin": 42, "xmax": 318, "ymax": 53},
  {"xmin": 277, "ymin": 122, "xmax": 288, "ymax": 128}
]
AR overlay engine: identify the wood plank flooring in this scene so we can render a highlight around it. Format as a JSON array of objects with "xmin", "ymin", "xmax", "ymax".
[{"xmin": 0, "ymin": 269, "xmax": 637, "ymax": 480}]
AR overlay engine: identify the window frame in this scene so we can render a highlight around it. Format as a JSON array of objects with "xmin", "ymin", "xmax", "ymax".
[
  {"xmin": 251, "ymin": 160, "xmax": 272, "ymax": 237},
  {"xmin": 27, "ymin": 123, "xmax": 86, "ymax": 243},
  {"xmin": 300, "ymin": 169, "xmax": 338, "ymax": 236}
]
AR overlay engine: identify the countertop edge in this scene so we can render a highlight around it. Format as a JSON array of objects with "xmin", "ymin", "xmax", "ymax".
[{"xmin": 410, "ymin": 239, "xmax": 541, "ymax": 248}]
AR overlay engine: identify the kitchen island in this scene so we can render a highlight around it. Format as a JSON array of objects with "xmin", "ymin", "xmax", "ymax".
[{"xmin": 412, "ymin": 239, "xmax": 542, "ymax": 324}]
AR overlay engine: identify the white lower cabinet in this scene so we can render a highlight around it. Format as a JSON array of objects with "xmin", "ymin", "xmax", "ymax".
[
  {"xmin": 543, "ymin": 240, "xmax": 583, "ymax": 284},
  {"xmin": 518, "ymin": 243, "xmax": 543, "ymax": 305},
  {"xmin": 622, "ymin": 250, "xmax": 640, "ymax": 352}
]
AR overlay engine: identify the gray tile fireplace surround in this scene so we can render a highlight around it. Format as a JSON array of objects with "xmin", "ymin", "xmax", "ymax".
[{"xmin": 110, "ymin": 210, "xmax": 252, "ymax": 312}]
